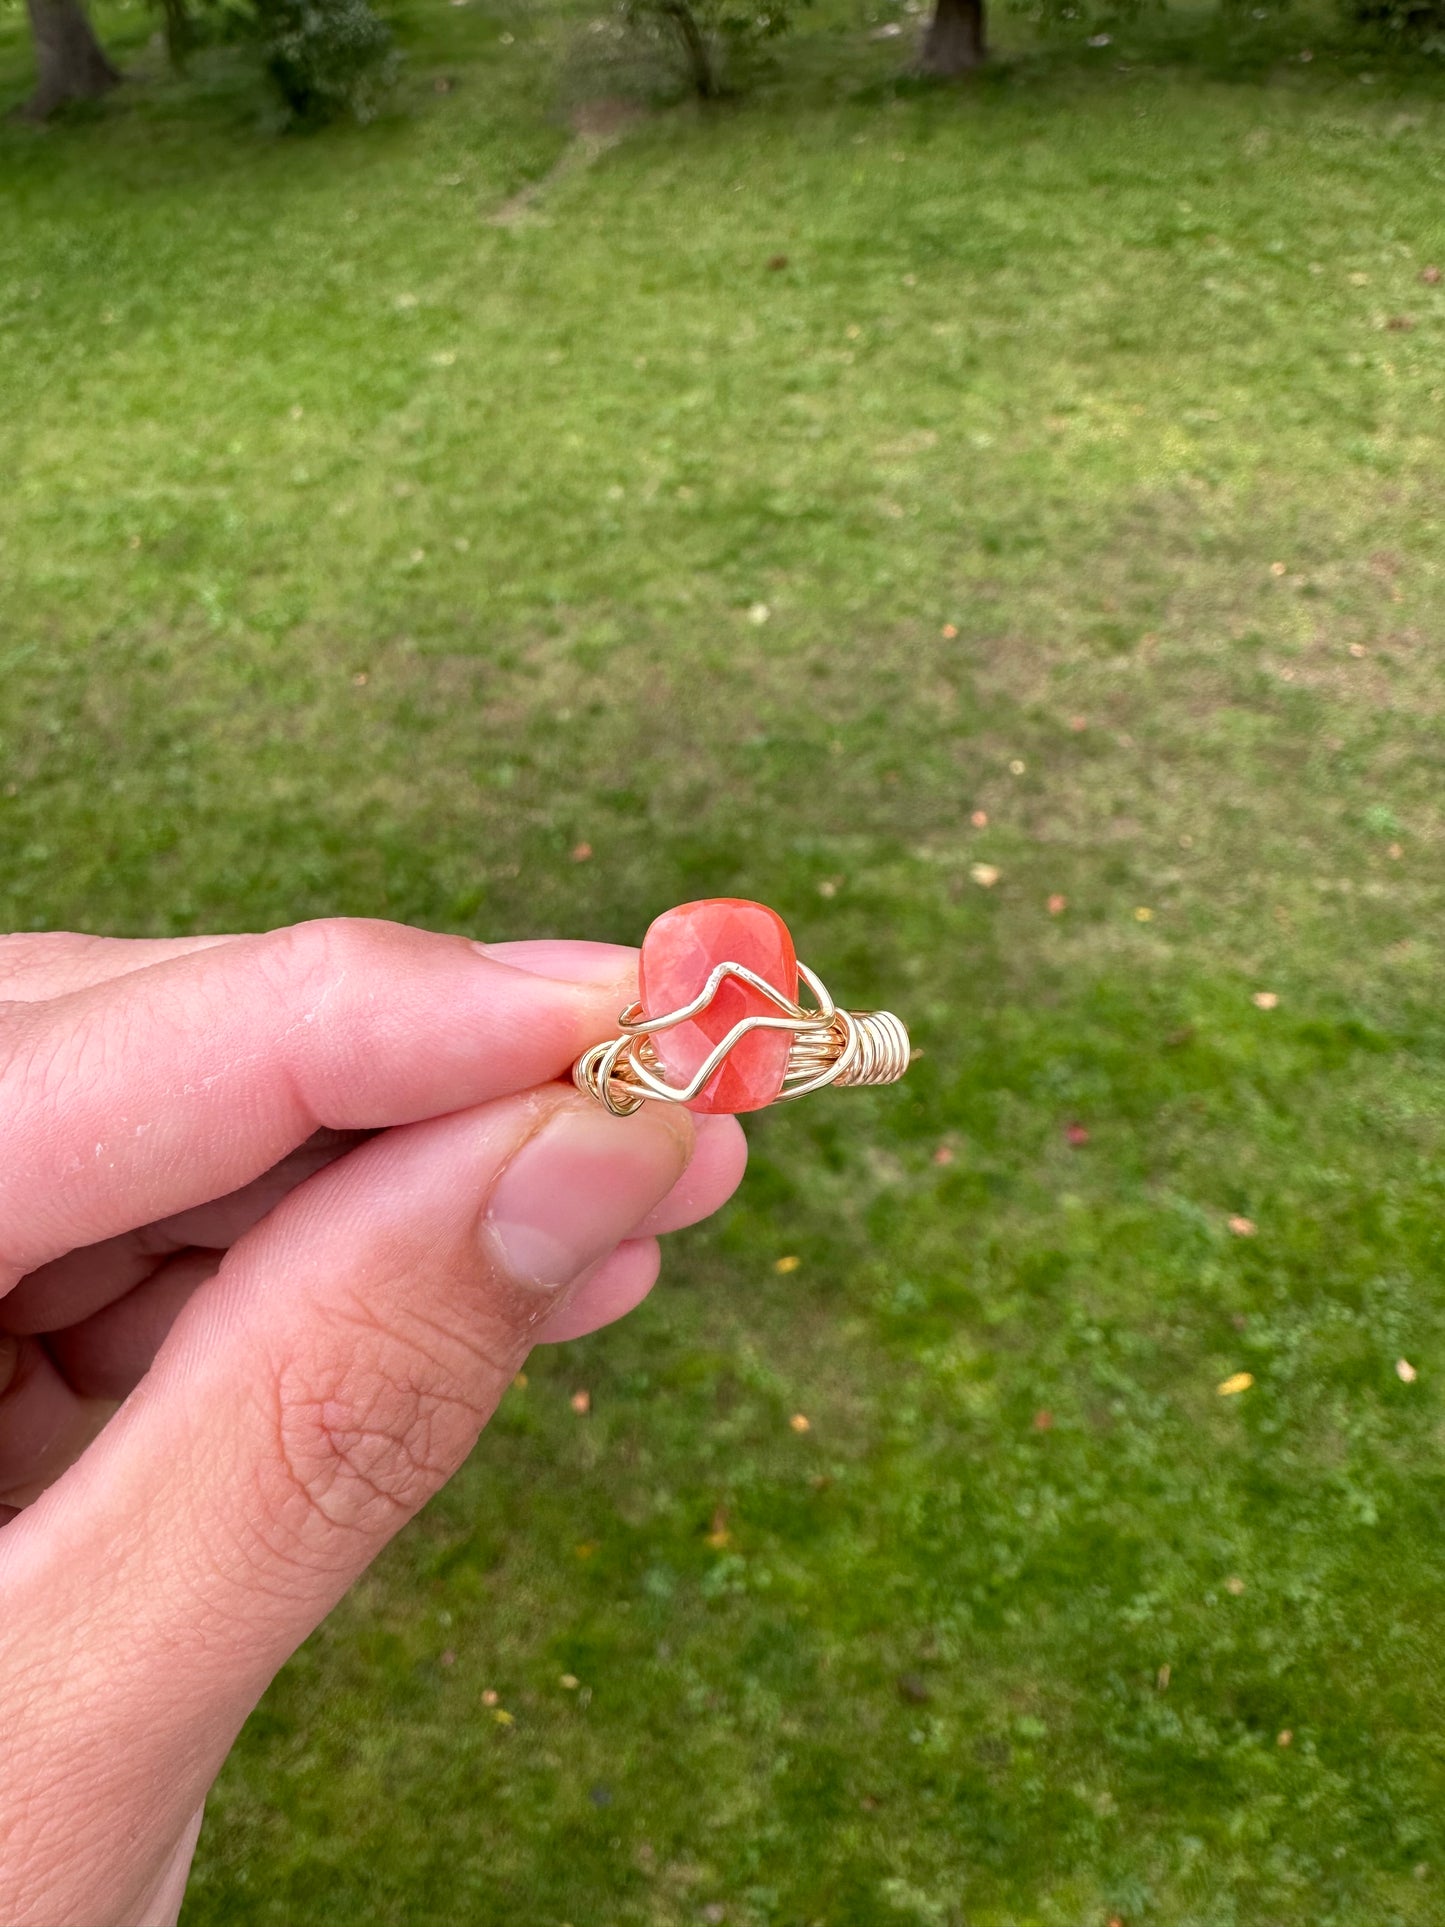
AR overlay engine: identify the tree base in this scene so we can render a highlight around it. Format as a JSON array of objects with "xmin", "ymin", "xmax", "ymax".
[{"xmin": 919, "ymin": 0, "xmax": 986, "ymax": 75}]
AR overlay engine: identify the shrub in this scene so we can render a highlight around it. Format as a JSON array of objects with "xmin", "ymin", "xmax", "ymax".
[{"xmin": 1349, "ymin": 0, "xmax": 1445, "ymax": 49}]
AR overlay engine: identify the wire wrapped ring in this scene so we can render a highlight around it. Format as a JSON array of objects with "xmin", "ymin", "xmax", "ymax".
[{"xmin": 573, "ymin": 958, "xmax": 911, "ymax": 1118}]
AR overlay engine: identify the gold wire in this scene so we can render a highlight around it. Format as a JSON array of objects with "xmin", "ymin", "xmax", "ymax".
[{"xmin": 571, "ymin": 960, "xmax": 910, "ymax": 1116}]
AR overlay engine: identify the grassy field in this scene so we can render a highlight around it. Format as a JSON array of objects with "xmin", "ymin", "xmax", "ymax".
[{"xmin": 3, "ymin": 1, "xmax": 1445, "ymax": 1921}]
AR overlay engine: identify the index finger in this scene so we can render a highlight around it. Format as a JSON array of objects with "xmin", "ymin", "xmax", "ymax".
[{"xmin": 0, "ymin": 920, "xmax": 636, "ymax": 1288}]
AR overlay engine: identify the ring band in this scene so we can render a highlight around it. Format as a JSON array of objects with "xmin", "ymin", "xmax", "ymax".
[{"xmin": 571, "ymin": 901, "xmax": 911, "ymax": 1118}]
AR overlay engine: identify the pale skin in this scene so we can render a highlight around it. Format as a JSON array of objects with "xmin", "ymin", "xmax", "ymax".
[{"xmin": 0, "ymin": 920, "xmax": 748, "ymax": 1927}]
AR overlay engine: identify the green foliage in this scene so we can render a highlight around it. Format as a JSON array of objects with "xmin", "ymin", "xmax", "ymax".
[
  {"xmin": 1350, "ymin": 0, "xmax": 1445, "ymax": 53},
  {"xmin": 246, "ymin": 0, "xmax": 397, "ymax": 121},
  {"xmin": 2, "ymin": 1, "xmax": 1445, "ymax": 1920}
]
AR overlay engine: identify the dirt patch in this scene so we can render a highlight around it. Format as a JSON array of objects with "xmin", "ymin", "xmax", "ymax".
[{"xmin": 488, "ymin": 98, "xmax": 646, "ymax": 227}]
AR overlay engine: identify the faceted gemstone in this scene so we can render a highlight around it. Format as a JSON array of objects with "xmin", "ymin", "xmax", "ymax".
[{"xmin": 639, "ymin": 898, "xmax": 798, "ymax": 1114}]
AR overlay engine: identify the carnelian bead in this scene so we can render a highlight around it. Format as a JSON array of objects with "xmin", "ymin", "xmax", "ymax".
[{"xmin": 638, "ymin": 898, "xmax": 798, "ymax": 1114}]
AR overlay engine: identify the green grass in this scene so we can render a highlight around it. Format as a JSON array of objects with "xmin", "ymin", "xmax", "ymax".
[{"xmin": 4, "ymin": 2, "xmax": 1445, "ymax": 1921}]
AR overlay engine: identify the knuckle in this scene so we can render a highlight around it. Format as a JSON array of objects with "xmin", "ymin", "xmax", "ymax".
[
  {"xmin": 258, "ymin": 1305, "xmax": 501, "ymax": 1559},
  {"xmin": 255, "ymin": 917, "xmax": 400, "ymax": 1003}
]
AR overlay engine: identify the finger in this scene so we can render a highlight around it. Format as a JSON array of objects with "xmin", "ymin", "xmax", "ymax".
[
  {"xmin": 0, "ymin": 1130, "xmax": 367, "ymax": 1336},
  {"xmin": 0, "ymin": 1086, "xmax": 690, "ymax": 1924},
  {"xmin": 0, "ymin": 1335, "xmax": 115, "ymax": 1505},
  {"xmin": 633, "ymin": 1112, "xmax": 747, "ymax": 1236},
  {"xmin": 0, "ymin": 933, "xmax": 244, "ymax": 1003},
  {"xmin": 46, "ymin": 1251, "xmax": 223, "ymax": 1403},
  {"xmin": 23, "ymin": 1114, "xmax": 741, "ymax": 1405},
  {"xmin": 534, "ymin": 1238, "xmax": 662, "ymax": 1344},
  {"xmin": 0, "ymin": 920, "xmax": 637, "ymax": 1288}
]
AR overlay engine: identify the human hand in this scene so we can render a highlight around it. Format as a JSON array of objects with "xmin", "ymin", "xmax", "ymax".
[{"xmin": 0, "ymin": 921, "xmax": 746, "ymax": 1926}]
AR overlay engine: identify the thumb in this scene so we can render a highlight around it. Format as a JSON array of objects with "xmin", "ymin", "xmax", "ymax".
[{"xmin": 0, "ymin": 1087, "xmax": 691, "ymax": 1927}]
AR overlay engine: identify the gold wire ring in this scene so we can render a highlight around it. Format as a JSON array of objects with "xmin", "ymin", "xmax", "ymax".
[{"xmin": 572, "ymin": 958, "xmax": 911, "ymax": 1117}]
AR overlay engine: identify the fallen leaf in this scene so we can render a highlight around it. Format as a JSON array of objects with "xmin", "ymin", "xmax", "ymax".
[
  {"xmin": 1033, "ymin": 1408, "xmax": 1054, "ymax": 1431},
  {"xmin": 1048, "ymin": 893, "xmax": 1067, "ymax": 915},
  {"xmin": 1156, "ymin": 1663, "xmax": 1171, "ymax": 1690},
  {"xmin": 748, "ymin": 602, "xmax": 771, "ymax": 625},
  {"xmin": 1228, "ymin": 1215, "xmax": 1257, "ymax": 1237},
  {"xmin": 775, "ymin": 1254, "xmax": 801, "ymax": 1274},
  {"xmin": 1349, "ymin": 270, "xmax": 1370, "ymax": 286},
  {"xmin": 817, "ymin": 877, "xmax": 839, "ymax": 897},
  {"xmin": 560, "ymin": 1673, "xmax": 580, "ymax": 1689},
  {"xmin": 1278, "ymin": 1729, "xmax": 1293, "ymax": 1746},
  {"xmin": 1348, "ymin": 641, "xmax": 1368, "ymax": 659},
  {"xmin": 1270, "ymin": 560, "xmax": 1288, "ymax": 577},
  {"xmin": 970, "ymin": 862, "xmax": 1001, "ymax": 888},
  {"xmin": 351, "ymin": 671, "xmax": 369, "ymax": 686},
  {"xmin": 1134, "ymin": 906, "xmax": 1153, "ymax": 922},
  {"xmin": 1388, "ymin": 842, "xmax": 1403, "ymax": 860},
  {"xmin": 970, "ymin": 808, "xmax": 988, "ymax": 827},
  {"xmin": 492, "ymin": 1708, "xmax": 514, "ymax": 1726},
  {"xmin": 440, "ymin": 1649, "xmax": 456, "ymax": 1667},
  {"xmin": 512, "ymin": 1371, "xmax": 528, "ymax": 1390},
  {"xmin": 1068, "ymin": 714, "xmax": 1088, "ymax": 731},
  {"xmin": 481, "ymin": 1688, "xmax": 499, "ymax": 1706},
  {"xmin": 766, "ymin": 253, "xmax": 789, "ymax": 270},
  {"xmin": 941, "ymin": 623, "xmax": 959, "ymax": 639},
  {"xmin": 574, "ymin": 1540, "xmax": 599, "ymax": 1559},
  {"xmin": 789, "ymin": 1413, "xmax": 811, "ymax": 1433},
  {"xmin": 570, "ymin": 1389, "xmax": 591, "ymax": 1414},
  {"xmin": 570, "ymin": 842, "xmax": 593, "ymax": 862},
  {"xmin": 1065, "ymin": 1122, "xmax": 1090, "ymax": 1147},
  {"xmin": 1397, "ymin": 1358, "xmax": 1418, "ymax": 1383},
  {"xmin": 1387, "ymin": 315, "xmax": 1416, "ymax": 332},
  {"xmin": 932, "ymin": 1144, "xmax": 955, "ymax": 1165},
  {"xmin": 1008, "ymin": 759, "xmax": 1026, "ymax": 775},
  {"xmin": 1218, "ymin": 1371, "xmax": 1254, "ymax": 1397},
  {"xmin": 1422, "ymin": 264, "xmax": 1442, "ymax": 284},
  {"xmin": 1225, "ymin": 1575, "xmax": 1246, "ymax": 1596}
]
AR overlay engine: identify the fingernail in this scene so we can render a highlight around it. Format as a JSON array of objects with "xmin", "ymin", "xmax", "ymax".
[
  {"xmin": 473, "ymin": 940, "xmax": 636, "ymax": 987},
  {"xmin": 484, "ymin": 1098, "xmax": 692, "ymax": 1295}
]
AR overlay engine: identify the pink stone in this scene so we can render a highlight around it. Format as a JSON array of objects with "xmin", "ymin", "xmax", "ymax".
[{"xmin": 638, "ymin": 898, "xmax": 798, "ymax": 1114}]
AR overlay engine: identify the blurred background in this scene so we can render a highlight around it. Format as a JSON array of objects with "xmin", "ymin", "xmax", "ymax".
[{"xmin": 2, "ymin": 0, "xmax": 1444, "ymax": 1916}]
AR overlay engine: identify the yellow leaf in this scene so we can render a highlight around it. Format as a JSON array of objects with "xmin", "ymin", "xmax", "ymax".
[
  {"xmin": 1217, "ymin": 1372, "xmax": 1254, "ymax": 1397},
  {"xmin": 775, "ymin": 1254, "xmax": 801, "ymax": 1274}
]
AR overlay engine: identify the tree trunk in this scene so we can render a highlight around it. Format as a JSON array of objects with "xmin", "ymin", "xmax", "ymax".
[
  {"xmin": 18, "ymin": 0, "xmax": 121, "ymax": 119},
  {"xmin": 662, "ymin": 0, "xmax": 719, "ymax": 98},
  {"xmin": 920, "ymin": 0, "xmax": 985, "ymax": 75}
]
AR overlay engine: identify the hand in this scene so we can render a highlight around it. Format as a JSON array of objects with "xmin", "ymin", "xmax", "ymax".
[{"xmin": 0, "ymin": 921, "xmax": 746, "ymax": 1926}]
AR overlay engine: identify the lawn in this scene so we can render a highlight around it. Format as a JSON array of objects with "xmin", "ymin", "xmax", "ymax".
[{"xmin": 2, "ymin": 0, "xmax": 1444, "ymax": 1920}]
